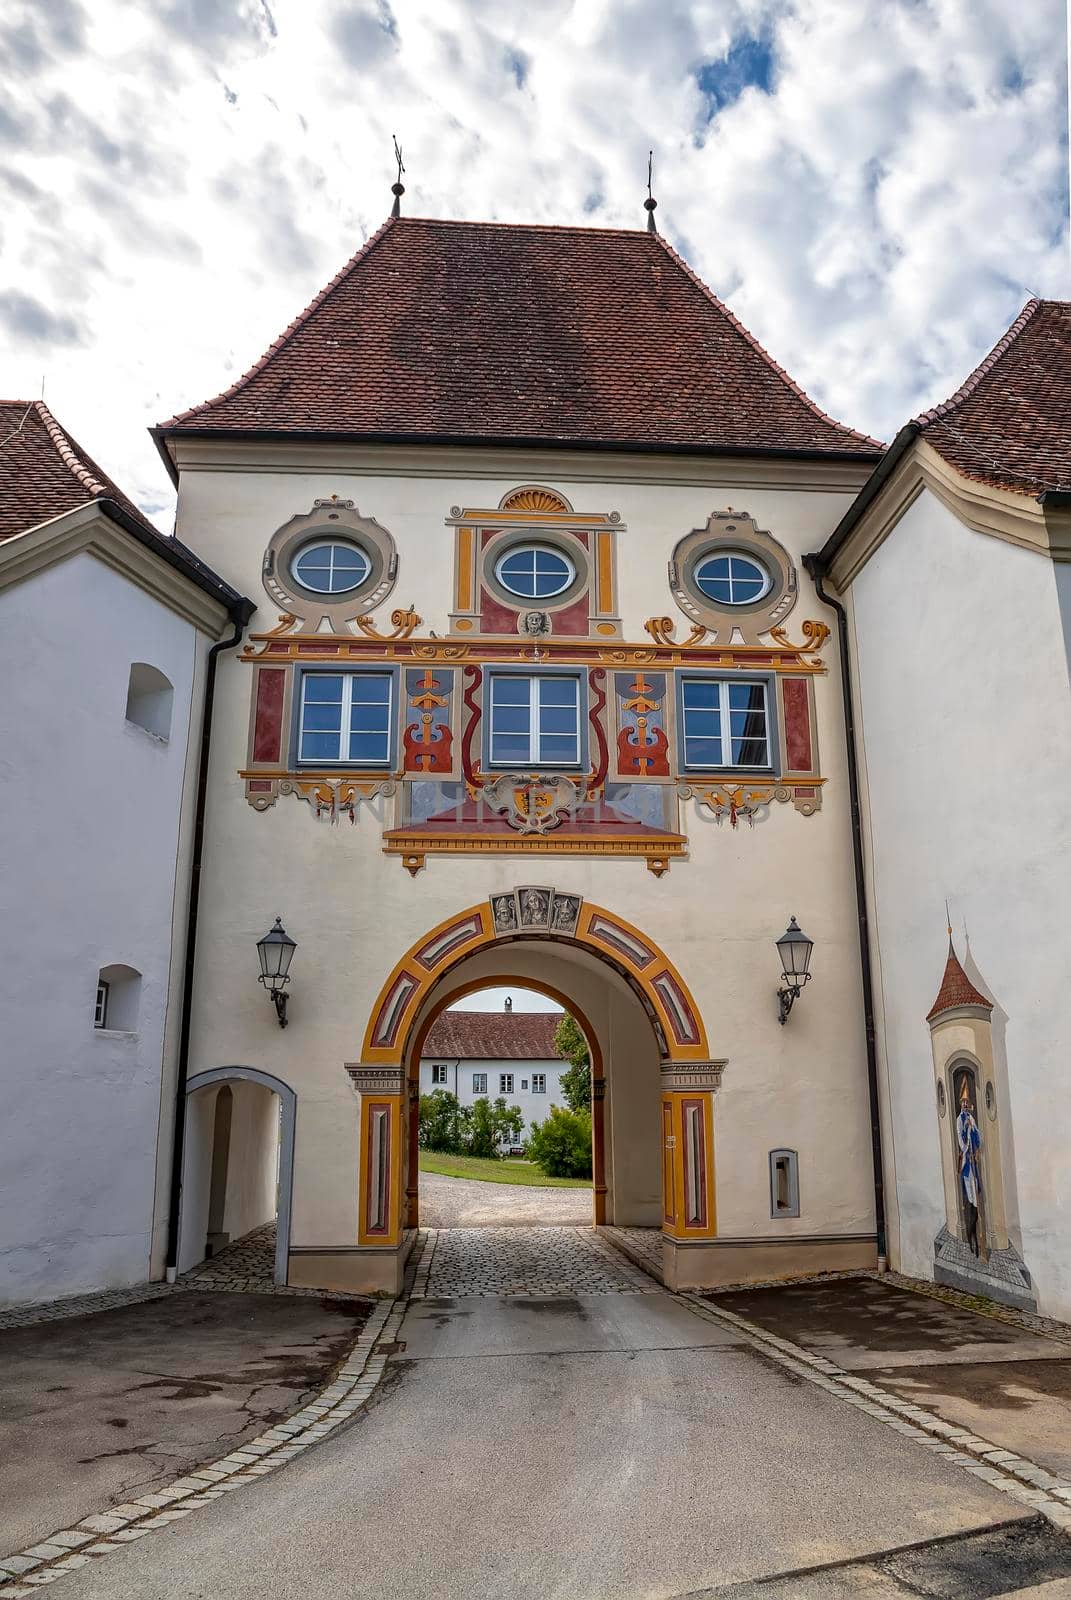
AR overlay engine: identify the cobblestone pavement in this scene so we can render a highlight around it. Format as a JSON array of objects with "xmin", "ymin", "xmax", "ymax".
[
  {"xmin": 420, "ymin": 1171, "xmax": 593, "ymax": 1227},
  {"xmin": 600, "ymin": 1224, "xmax": 663, "ymax": 1278},
  {"xmin": 415, "ymin": 1225, "xmax": 657, "ymax": 1297},
  {"xmin": 181, "ymin": 1224, "xmax": 277, "ymax": 1291}
]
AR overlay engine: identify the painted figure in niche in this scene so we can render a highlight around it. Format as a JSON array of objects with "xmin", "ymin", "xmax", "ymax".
[
  {"xmin": 520, "ymin": 888, "xmax": 551, "ymax": 927},
  {"xmin": 492, "ymin": 894, "xmax": 517, "ymax": 932},
  {"xmin": 551, "ymin": 894, "xmax": 581, "ymax": 934},
  {"xmin": 953, "ymin": 1067, "xmax": 984, "ymax": 1257}
]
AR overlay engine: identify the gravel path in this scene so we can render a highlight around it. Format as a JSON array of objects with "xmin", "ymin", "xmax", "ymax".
[{"xmin": 420, "ymin": 1170, "xmax": 593, "ymax": 1227}]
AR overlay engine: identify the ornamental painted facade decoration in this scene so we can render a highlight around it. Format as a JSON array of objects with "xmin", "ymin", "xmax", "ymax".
[{"xmin": 239, "ymin": 491, "xmax": 829, "ymax": 872}]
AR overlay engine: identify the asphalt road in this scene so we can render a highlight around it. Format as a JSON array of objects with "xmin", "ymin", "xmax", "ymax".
[{"xmin": 57, "ymin": 1279, "xmax": 1023, "ymax": 1600}]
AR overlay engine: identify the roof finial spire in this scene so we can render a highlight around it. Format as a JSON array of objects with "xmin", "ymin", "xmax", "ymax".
[
  {"xmin": 644, "ymin": 150, "xmax": 658, "ymax": 233},
  {"xmin": 391, "ymin": 133, "xmax": 405, "ymax": 218}
]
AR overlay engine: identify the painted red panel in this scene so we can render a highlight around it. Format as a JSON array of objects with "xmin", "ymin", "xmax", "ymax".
[
  {"xmin": 782, "ymin": 678, "xmax": 812, "ymax": 772},
  {"xmin": 479, "ymin": 587, "xmax": 522, "ymax": 635},
  {"xmin": 252, "ymin": 669, "xmax": 286, "ymax": 763},
  {"xmin": 551, "ymin": 594, "xmax": 589, "ymax": 636}
]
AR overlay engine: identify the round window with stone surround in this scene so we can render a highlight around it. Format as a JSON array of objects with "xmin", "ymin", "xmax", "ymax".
[{"xmin": 263, "ymin": 499, "xmax": 398, "ymax": 629}]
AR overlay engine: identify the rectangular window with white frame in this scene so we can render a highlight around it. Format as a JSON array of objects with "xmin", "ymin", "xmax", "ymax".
[
  {"xmin": 472, "ymin": 1072, "xmax": 487, "ymax": 1094},
  {"xmin": 297, "ymin": 670, "xmax": 394, "ymax": 766},
  {"xmin": 487, "ymin": 672, "xmax": 583, "ymax": 769},
  {"xmin": 431, "ymin": 1064, "xmax": 449, "ymax": 1086},
  {"xmin": 678, "ymin": 675, "xmax": 775, "ymax": 772},
  {"xmin": 94, "ymin": 981, "xmax": 109, "ymax": 1029},
  {"xmin": 531, "ymin": 1073, "xmax": 547, "ymax": 1094},
  {"xmin": 499, "ymin": 1072, "xmax": 514, "ymax": 1094}
]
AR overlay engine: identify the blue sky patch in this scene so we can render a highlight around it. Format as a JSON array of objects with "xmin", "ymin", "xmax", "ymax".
[{"xmin": 696, "ymin": 35, "xmax": 774, "ymax": 119}]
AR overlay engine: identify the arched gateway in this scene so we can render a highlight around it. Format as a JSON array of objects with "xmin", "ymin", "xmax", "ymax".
[{"xmin": 349, "ymin": 888, "xmax": 725, "ymax": 1293}]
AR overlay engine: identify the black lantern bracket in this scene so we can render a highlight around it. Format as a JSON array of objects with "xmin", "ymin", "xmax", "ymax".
[
  {"xmin": 777, "ymin": 972, "xmax": 811, "ymax": 1025},
  {"xmin": 256, "ymin": 916, "xmax": 297, "ymax": 1029},
  {"xmin": 775, "ymin": 915, "xmax": 814, "ymax": 1026}
]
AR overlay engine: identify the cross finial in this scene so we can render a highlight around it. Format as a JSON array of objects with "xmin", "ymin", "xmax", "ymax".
[
  {"xmin": 644, "ymin": 149, "xmax": 658, "ymax": 233},
  {"xmin": 391, "ymin": 133, "xmax": 406, "ymax": 218}
]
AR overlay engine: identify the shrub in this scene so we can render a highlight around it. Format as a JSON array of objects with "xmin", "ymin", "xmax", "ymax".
[
  {"xmin": 418, "ymin": 1090, "xmax": 470, "ymax": 1153},
  {"xmin": 468, "ymin": 1096, "xmax": 524, "ymax": 1158},
  {"xmin": 527, "ymin": 1105, "xmax": 593, "ymax": 1178}
]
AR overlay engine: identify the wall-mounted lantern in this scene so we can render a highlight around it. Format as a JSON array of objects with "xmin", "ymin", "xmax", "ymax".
[
  {"xmin": 776, "ymin": 916, "xmax": 814, "ymax": 1025},
  {"xmin": 257, "ymin": 917, "xmax": 297, "ymax": 1028}
]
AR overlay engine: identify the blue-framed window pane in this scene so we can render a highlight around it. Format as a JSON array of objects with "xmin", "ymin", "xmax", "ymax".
[
  {"xmin": 292, "ymin": 540, "xmax": 371, "ymax": 595},
  {"xmin": 694, "ymin": 553, "xmax": 768, "ymax": 606},
  {"xmin": 298, "ymin": 671, "xmax": 392, "ymax": 765},
  {"xmin": 348, "ymin": 673, "xmax": 392, "ymax": 763},
  {"xmin": 681, "ymin": 678, "xmax": 770, "ymax": 769},
  {"xmin": 728, "ymin": 682, "xmax": 768, "ymax": 767},
  {"xmin": 495, "ymin": 545, "xmax": 574, "ymax": 599},
  {"xmin": 536, "ymin": 676, "xmax": 579, "ymax": 763}
]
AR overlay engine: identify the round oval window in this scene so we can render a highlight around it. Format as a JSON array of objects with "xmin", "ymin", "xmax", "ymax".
[
  {"xmin": 494, "ymin": 544, "xmax": 575, "ymax": 600},
  {"xmin": 694, "ymin": 551, "xmax": 770, "ymax": 606},
  {"xmin": 291, "ymin": 539, "xmax": 371, "ymax": 595}
]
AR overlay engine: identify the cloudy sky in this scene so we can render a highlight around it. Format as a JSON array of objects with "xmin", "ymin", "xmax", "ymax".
[{"xmin": 2, "ymin": 0, "xmax": 1067, "ymax": 525}]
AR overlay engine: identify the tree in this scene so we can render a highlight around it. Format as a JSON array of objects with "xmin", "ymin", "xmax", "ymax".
[
  {"xmin": 528, "ymin": 1105, "xmax": 593, "ymax": 1179},
  {"xmin": 418, "ymin": 1089, "xmax": 470, "ymax": 1153},
  {"xmin": 553, "ymin": 1012, "xmax": 591, "ymax": 1111},
  {"xmin": 468, "ymin": 1096, "xmax": 524, "ymax": 1158}
]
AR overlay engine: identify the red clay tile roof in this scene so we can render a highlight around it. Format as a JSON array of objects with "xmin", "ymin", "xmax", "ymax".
[
  {"xmin": 916, "ymin": 299, "xmax": 1071, "ymax": 495},
  {"xmin": 926, "ymin": 941, "xmax": 994, "ymax": 1023},
  {"xmin": 158, "ymin": 217, "xmax": 881, "ymax": 459},
  {"xmin": 422, "ymin": 1008, "xmax": 566, "ymax": 1060},
  {"xmin": 0, "ymin": 399, "xmax": 154, "ymax": 543}
]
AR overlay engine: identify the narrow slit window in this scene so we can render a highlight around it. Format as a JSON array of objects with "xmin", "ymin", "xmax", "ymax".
[{"xmin": 769, "ymin": 1149, "xmax": 800, "ymax": 1218}]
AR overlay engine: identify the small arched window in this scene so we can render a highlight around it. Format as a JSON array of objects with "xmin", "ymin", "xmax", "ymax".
[
  {"xmin": 126, "ymin": 664, "xmax": 174, "ymax": 741},
  {"xmin": 95, "ymin": 964, "xmax": 142, "ymax": 1032}
]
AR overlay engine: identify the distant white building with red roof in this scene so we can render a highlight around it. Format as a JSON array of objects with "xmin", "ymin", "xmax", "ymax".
[{"xmin": 419, "ymin": 1000, "xmax": 570, "ymax": 1139}]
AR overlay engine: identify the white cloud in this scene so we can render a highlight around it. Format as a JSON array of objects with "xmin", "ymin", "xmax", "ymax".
[{"xmin": 1, "ymin": 0, "xmax": 1066, "ymax": 524}]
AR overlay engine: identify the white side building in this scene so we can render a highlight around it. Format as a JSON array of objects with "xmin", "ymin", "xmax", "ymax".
[
  {"xmin": 815, "ymin": 299, "xmax": 1071, "ymax": 1317},
  {"xmin": 419, "ymin": 1002, "xmax": 569, "ymax": 1140},
  {"xmin": 0, "ymin": 401, "xmax": 251, "ymax": 1306}
]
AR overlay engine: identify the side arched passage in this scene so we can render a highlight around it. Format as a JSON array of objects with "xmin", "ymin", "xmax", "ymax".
[{"xmin": 179, "ymin": 1068, "xmax": 296, "ymax": 1285}]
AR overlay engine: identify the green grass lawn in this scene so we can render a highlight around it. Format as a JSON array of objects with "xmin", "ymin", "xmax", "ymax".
[{"xmin": 418, "ymin": 1150, "xmax": 591, "ymax": 1188}]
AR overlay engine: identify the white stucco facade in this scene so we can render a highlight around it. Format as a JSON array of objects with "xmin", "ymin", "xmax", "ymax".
[
  {"xmin": 0, "ymin": 520, "xmax": 227, "ymax": 1305},
  {"xmin": 845, "ymin": 487, "xmax": 1071, "ymax": 1316},
  {"xmin": 170, "ymin": 442, "xmax": 880, "ymax": 1290}
]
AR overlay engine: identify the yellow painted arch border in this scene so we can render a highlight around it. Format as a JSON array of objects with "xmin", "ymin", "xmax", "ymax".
[{"xmin": 360, "ymin": 897, "xmax": 710, "ymax": 1065}]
